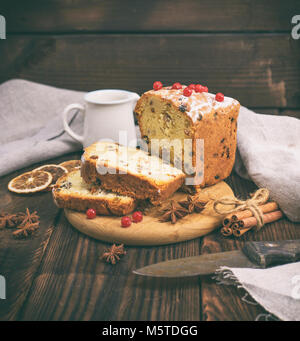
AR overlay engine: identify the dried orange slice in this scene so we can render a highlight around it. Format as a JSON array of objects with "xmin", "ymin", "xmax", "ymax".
[
  {"xmin": 59, "ymin": 160, "xmax": 81, "ymax": 173},
  {"xmin": 34, "ymin": 164, "xmax": 68, "ymax": 188},
  {"xmin": 8, "ymin": 170, "xmax": 53, "ymax": 193}
]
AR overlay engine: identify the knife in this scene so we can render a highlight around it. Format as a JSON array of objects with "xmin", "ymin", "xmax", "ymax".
[{"xmin": 133, "ymin": 240, "xmax": 300, "ymax": 278}]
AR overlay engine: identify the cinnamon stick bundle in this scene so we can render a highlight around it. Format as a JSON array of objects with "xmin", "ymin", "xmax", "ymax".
[
  {"xmin": 221, "ymin": 205, "xmax": 283, "ymax": 238},
  {"xmin": 238, "ymin": 210, "xmax": 283, "ymax": 230},
  {"xmin": 232, "ymin": 226, "xmax": 252, "ymax": 237},
  {"xmin": 221, "ymin": 226, "xmax": 233, "ymax": 237},
  {"xmin": 223, "ymin": 202, "xmax": 278, "ymax": 226},
  {"xmin": 233, "ymin": 212, "xmax": 284, "ymax": 238}
]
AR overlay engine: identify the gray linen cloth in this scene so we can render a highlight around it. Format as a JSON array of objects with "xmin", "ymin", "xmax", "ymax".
[
  {"xmin": 235, "ymin": 106, "xmax": 300, "ymax": 222},
  {"xmin": 215, "ymin": 262, "xmax": 300, "ymax": 321},
  {"xmin": 1, "ymin": 79, "xmax": 300, "ymax": 321},
  {"xmin": 0, "ymin": 79, "xmax": 84, "ymax": 176}
]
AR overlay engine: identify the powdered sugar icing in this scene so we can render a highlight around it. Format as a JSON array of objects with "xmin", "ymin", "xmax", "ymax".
[{"xmin": 148, "ymin": 86, "xmax": 239, "ymax": 122}]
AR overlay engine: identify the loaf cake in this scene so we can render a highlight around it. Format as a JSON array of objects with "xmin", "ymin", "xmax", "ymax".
[
  {"xmin": 52, "ymin": 170, "xmax": 137, "ymax": 216},
  {"xmin": 80, "ymin": 141, "xmax": 186, "ymax": 205},
  {"xmin": 134, "ymin": 84, "xmax": 240, "ymax": 189}
]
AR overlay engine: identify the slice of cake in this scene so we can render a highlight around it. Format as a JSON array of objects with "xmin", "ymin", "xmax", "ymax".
[
  {"xmin": 134, "ymin": 84, "xmax": 240, "ymax": 189},
  {"xmin": 81, "ymin": 141, "xmax": 186, "ymax": 205},
  {"xmin": 52, "ymin": 170, "xmax": 137, "ymax": 216}
]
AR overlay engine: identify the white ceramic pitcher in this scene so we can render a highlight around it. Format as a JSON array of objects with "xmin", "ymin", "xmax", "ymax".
[{"xmin": 62, "ymin": 89, "xmax": 140, "ymax": 147}]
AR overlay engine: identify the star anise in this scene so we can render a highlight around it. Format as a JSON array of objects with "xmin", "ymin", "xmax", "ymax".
[
  {"xmin": 0, "ymin": 208, "xmax": 40, "ymax": 238},
  {"xmin": 0, "ymin": 212, "xmax": 26, "ymax": 229},
  {"xmin": 0, "ymin": 212, "xmax": 16, "ymax": 228},
  {"xmin": 12, "ymin": 208, "xmax": 40, "ymax": 239},
  {"xmin": 12, "ymin": 221, "xmax": 40, "ymax": 239},
  {"xmin": 101, "ymin": 244, "xmax": 127, "ymax": 264},
  {"xmin": 179, "ymin": 195, "xmax": 207, "ymax": 214},
  {"xmin": 160, "ymin": 200, "xmax": 189, "ymax": 224},
  {"xmin": 18, "ymin": 208, "xmax": 39, "ymax": 227}
]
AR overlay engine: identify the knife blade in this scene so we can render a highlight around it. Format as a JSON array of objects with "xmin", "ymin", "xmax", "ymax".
[{"xmin": 133, "ymin": 240, "xmax": 300, "ymax": 278}]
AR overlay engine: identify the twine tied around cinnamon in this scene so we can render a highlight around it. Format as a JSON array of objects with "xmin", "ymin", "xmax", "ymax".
[{"xmin": 213, "ymin": 188, "xmax": 270, "ymax": 230}]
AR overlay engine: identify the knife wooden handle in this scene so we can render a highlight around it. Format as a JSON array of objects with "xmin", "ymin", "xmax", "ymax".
[{"xmin": 242, "ymin": 240, "xmax": 300, "ymax": 268}]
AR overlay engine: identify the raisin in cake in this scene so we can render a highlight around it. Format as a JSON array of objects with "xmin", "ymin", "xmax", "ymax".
[
  {"xmin": 52, "ymin": 170, "xmax": 137, "ymax": 216},
  {"xmin": 80, "ymin": 141, "xmax": 186, "ymax": 205},
  {"xmin": 135, "ymin": 84, "xmax": 240, "ymax": 189}
]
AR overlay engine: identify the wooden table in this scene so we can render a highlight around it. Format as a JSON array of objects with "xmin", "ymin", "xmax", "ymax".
[{"xmin": 1, "ymin": 152, "xmax": 299, "ymax": 321}]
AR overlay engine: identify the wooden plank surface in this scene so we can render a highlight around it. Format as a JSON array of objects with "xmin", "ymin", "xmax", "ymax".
[
  {"xmin": 0, "ymin": 153, "xmax": 81, "ymax": 320},
  {"xmin": 1, "ymin": 34, "xmax": 299, "ymax": 109},
  {"xmin": 19, "ymin": 210, "xmax": 202, "ymax": 320},
  {"xmin": 2, "ymin": 0, "xmax": 300, "ymax": 33},
  {"xmin": 0, "ymin": 152, "xmax": 298, "ymax": 321}
]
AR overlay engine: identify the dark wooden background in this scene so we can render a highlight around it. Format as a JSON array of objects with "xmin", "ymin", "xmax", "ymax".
[
  {"xmin": 0, "ymin": 0, "xmax": 300, "ymax": 322},
  {"xmin": 1, "ymin": 0, "xmax": 300, "ymax": 117}
]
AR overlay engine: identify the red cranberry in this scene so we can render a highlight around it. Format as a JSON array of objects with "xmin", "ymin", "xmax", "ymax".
[
  {"xmin": 153, "ymin": 81, "xmax": 163, "ymax": 91},
  {"xmin": 183, "ymin": 87, "xmax": 193, "ymax": 97},
  {"xmin": 121, "ymin": 216, "xmax": 132, "ymax": 227},
  {"xmin": 215, "ymin": 93, "xmax": 224, "ymax": 102},
  {"xmin": 195, "ymin": 84, "xmax": 208, "ymax": 93},
  {"xmin": 171, "ymin": 82, "xmax": 182, "ymax": 90},
  {"xmin": 195, "ymin": 84, "xmax": 205, "ymax": 93},
  {"xmin": 132, "ymin": 211, "xmax": 143, "ymax": 223},
  {"xmin": 86, "ymin": 208, "xmax": 96, "ymax": 219}
]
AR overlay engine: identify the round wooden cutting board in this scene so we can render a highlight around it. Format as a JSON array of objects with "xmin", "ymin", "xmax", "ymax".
[{"xmin": 65, "ymin": 181, "xmax": 234, "ymax": 246}]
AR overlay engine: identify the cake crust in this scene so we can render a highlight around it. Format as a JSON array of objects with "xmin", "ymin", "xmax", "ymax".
[
  {"xmin": 81, "ymin": 142, "xmax": 186, "ymax": 205},
  {"xmin": 53, "ymin": 170, "xmax": 137, "ymax": 216}
]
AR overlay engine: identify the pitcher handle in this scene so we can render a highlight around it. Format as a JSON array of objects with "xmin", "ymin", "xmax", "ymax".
[{"xmin": 62, "ymin": 103, "xmax": 85, "ymax": 144}]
